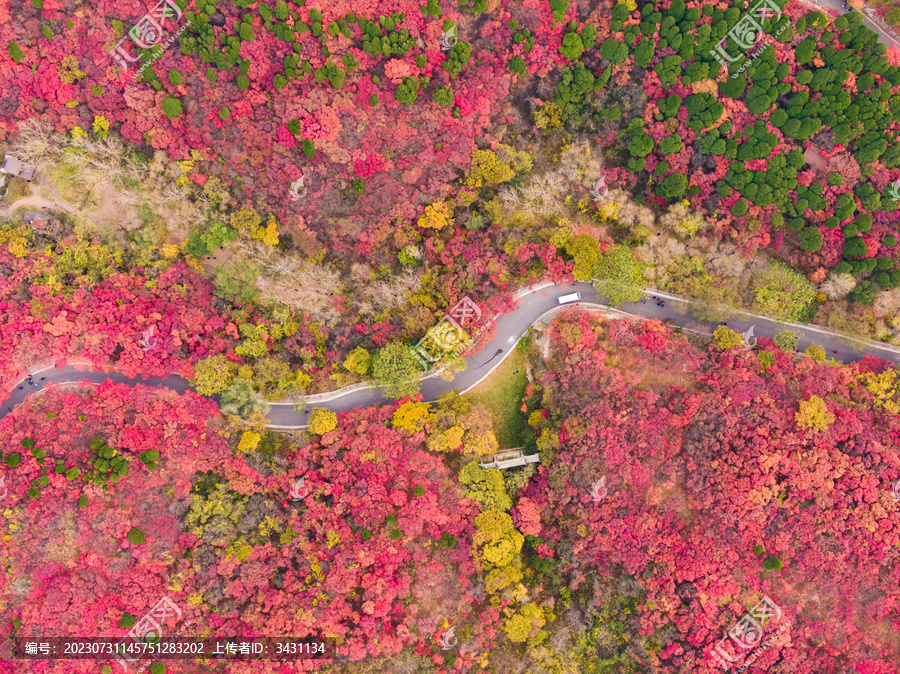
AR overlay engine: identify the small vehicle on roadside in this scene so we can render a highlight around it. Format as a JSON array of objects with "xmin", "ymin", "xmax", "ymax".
[{"xmin": 558, "ymin": 292, "xmax": 581, "ymax": 304}]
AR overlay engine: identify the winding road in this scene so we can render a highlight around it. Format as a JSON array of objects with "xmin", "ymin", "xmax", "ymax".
[{"xmin": 2, "ymin": 281, "xmax": 899, "ymax": 430}]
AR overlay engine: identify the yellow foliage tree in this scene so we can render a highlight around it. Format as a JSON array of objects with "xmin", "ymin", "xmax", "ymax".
[
  {"xmin": 308, "ymin": 408, "xmax": 338, "ymax": 435},
  {"xmin": 417, "ymin": 202, "xmax": 453, "ymax": 229},
  {"xmin": 532, "ymin": 101, "xmax": 564, "ymax": 134},
  {"xmin": 465, "ymin": 148, "xmax": 516, "ymax": 188},
  {"xmin": 426, "ymin": 431, "xmax": 450, "ymax": 453},
  {"xmin": 92, "ymin": 115, "xmax": 110, "ymax": 138},
  {"xmin": 254, "ymin": 213, "xmax": 280, "ymax": 246},
  {"xmin": 804, "ymin": 342, "xmax": 826, "ymax": 362},
  {"xmin": 391, "ymin": 401, "xmax": 431, "ymax": 433},
  {"xmin": 230, "ymin": 207, "xmax": 262, "ymax": 236},
  {"xmin": 472, "ymin": 508, "xmax": 524, "ymax": 568},
  {"xmin": 860, "ymin": 369, "xmax": 900, "ymax": 414},
  {"xmin": 713, "ymin": 325, "xmax": 743, "ymax": 350},
  {"xmin": 459, "ymin": 462, "xmax": 512, "ymax": 511},
  {"xmin": 485, "ymin": 564, "xmax": 523, "ymax": 594},
  {"xmin": 343, "ymin": 346, "xmax": 371, "ymax": 375},
  {"xmin": 795, "ymin": 396, "xmax": 835, "ymax": 434},
  {"xmin": 464, "ymin": 431, "xmax": 499, "ymax": 456},
  {"xmin": 445, "ymin": 425, "xmax": 464, "ymax": 450},
  {"xmin": 0, "ymin": 224, "xmax": 32, "ymax": 258},
  {"xmin": 237, "ymin": 431, "xmax": 261, "ymax": 452},
  {"xmin": 191, "ymin": 355, "xmax": 235, "ymax": 395},
  {"xmin": 504, "ymin": 603, "xmax": 546, "ymax": 643}
]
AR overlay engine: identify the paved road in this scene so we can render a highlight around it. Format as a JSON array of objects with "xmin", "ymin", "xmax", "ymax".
[
  {"xmin": 2, "ymin": 281, "xmax": 899, "ymax": 429},
  {"xmin": 802, "ymin": 0, "xmax": 900, "ymax": 49}
]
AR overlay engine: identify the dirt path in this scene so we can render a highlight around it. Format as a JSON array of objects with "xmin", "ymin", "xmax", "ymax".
[{"xmin": 0, "ymin": 176, "xmax": 125, "ymax": 227}]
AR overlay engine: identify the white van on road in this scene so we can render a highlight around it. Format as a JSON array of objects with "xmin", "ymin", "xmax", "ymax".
[{"xmin": 558, "ymin": 292, "xmax": 581, "ymax": 304}]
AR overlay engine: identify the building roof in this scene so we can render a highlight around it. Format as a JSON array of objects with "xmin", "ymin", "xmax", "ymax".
[{"xmin": 1, "ymin": 155, "xmax": 35, "ymax": 181}]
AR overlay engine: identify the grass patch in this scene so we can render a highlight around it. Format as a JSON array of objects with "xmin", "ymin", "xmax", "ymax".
[{"xmin": 461, "ymin": 348, "xmax": 528, "ymax": 449}]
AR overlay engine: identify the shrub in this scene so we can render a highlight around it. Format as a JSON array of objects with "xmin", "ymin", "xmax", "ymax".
[
  {"xmin": 628, "ymin": 132, "xmax": 654, "ymax": 158},
  {"xmin": 161, "ymin": 96, "xmax": 182, "ymax": 119},
  {"xmin": 432, "ymin": 86, "xmax": 453, "ymax": 107},
  {"xmin": 752, "ymin": 263, "xmax": 816, "ymax": 322},
  {"xmin": 509, "ymin": 56, "xmax": 526, "ymax": 74},
  {"xmin": 8, "ymin": 41, "xmax": 25, "ymax": 63},
  {"xmin": 843, "ymin": 237, "xmax": 867, "ymax": 258},
  {"xmin": 658, "ymin": 134, "xmax": 684, "ymax": 155},
  {"xmin": 441, "ymin": 41, "xmax": 472, "ymax": 78},
  {"xmin": 395, "ymin": 77, "xmax": 421, "ymax": 104},
  {"xmin": 559, "ymin": 32, "xmax": 583, "ymax": 60},
  {"xmin": 634, "ymin": 36, "xmax": 655, "ymax": 67},
  {"xmin": 799, "ymin": 226, "xmax": 824, "ymax": 252},
  {"xmin": 848, "ymin": 279, "xmax": 876, "ymax": 303},
  {"xmin": 656, "ymin": 173, "xmax": 688, "ymax": 200},
  {"xmin": 372, "ymin": 342, "xmax": 422, "ymax": 398},
  {"xmin": 550, "ymin": 0, "xmax": 569, "ymax": 22},
  {"xmin": 127, "ymin": 528, "xmax": 147, "ymax": 545},
  {"xmin": 600, "ymin": 38, "xmax": 628, "ymax": 64},
  {"xmin": 773, "ymin": 330, "xmax": 798, "ymax": 352},
  {"xmin": 763, "ymin": 555, "xmax": 783, "ymax": 570}
]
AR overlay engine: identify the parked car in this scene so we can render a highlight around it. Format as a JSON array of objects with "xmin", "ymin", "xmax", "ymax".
[{"xmin": 558, "ymin": 292, "xmax": 581, "ymax": 304}]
